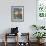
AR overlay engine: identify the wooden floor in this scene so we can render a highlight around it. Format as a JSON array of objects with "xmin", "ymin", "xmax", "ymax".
[{"xmin": 0, "ymin": 42, "xmax": 46, "ymax": 46}]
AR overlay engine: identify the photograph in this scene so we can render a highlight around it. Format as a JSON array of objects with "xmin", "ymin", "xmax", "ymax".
[
  {"xmin": 1, "ymin": 0, "xmax": 46, "ymax": 46},
  {"xmin": 11, "ymin": 6, "xmax": 24, "ymax": 22}
]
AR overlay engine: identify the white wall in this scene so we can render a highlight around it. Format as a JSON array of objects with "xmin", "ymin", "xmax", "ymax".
[
  {"xmin": 0, "ymin": 0, "xmax": 36, "ymax": 33},
  {"xmin": 0, "ymin": 0, "xmax": 36, "ymax": 42}
]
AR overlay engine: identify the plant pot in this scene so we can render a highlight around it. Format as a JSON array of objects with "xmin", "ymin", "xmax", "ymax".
[
  {"xmin": 37, "ymin": 39, "xmax": 40, "ymax": 43},
  {"xmin": 37, "ymin": 39, "xmax": 45, "ymax": 44}
]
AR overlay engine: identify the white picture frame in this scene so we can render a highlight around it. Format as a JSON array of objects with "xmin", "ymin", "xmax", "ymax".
[{"xmin": 11, "ymin": 6, "xmax": 24, "ymax": 22}]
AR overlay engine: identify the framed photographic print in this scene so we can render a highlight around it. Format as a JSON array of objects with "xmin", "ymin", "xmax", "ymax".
[
  {"xmin": 37, "ymin": 0, "xmax": 46, "ymax": 19},
  {"xmin": 36, "ymin": 0, "xmax": 46, "ymax": 26},
  {"xmin": 11, "ymin": 6, "xmax": 24, "ymax": 22}
]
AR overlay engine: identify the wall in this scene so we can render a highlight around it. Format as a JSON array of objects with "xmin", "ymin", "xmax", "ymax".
[{"xmin": 0, "ymin": 0, "xmax": 36, "ymax": 42}]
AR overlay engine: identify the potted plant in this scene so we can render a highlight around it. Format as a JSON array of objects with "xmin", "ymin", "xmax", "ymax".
[
  {"xmin": 32, "ymin": 24, "xmax": 45, "ymax": 30},
  {"xmin": 33, "ymin": 32, "xmax": 46, "ymax": 43}
]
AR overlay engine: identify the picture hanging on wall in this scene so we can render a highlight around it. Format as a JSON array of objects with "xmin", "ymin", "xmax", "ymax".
[
  {"xmin": 11, "ymin": 6, "xmax": 24, "ymax": 22},
  {"xmin": 36, "ymin": 0, "xmax": 46, "ymax": 26},
  {"xmin": 37, "ymin": 0, "xmax": 46, "ymax": 18}
]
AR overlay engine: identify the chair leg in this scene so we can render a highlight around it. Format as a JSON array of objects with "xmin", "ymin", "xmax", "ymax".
[
  {"xmin": 4, "ymin": 41, "xmax": 7, "ymax": 46},
  {"xmin": 4, "ymin": 33, "xmax": 7, "ymax": 46}
]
